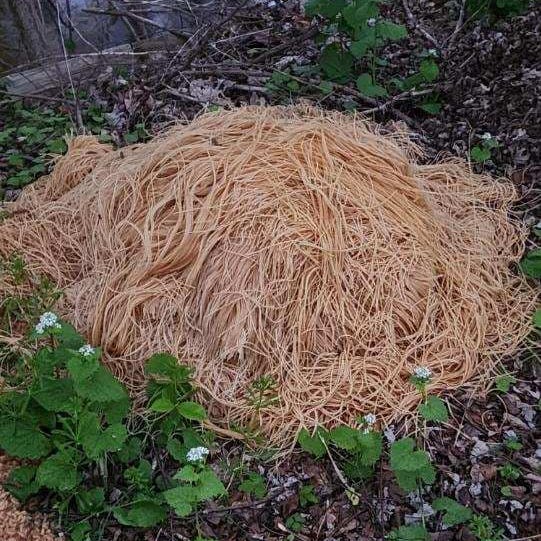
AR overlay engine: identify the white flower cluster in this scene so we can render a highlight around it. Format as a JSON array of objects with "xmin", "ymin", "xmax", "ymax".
[
  {"xmin": 428, "ymin": 48, "xmax": 438, "ymax": 56},
  {"xmin": 35, "ymin": 312, "xmax": 61, "ymax": 335},
  {"xmin": 413, "ymin": 366, "xmax": 432, "ymax": 381},
  {"xmin": 186, "ymin": 446, "xmax": 209, "ymax": 463},
  {"xmin": 367, "ymin": 17, "xmax": 377, "ymax": 26},
  {"xmin": 78, "ymin": 344, "xmax": 95, "ymax": 357},
  {"xmin": 364, "ymin": 413, "xmax": 377, "ymax": 426},
  {"xmin": 481, "ymin": 132, "xmax": 492, "ymax": 140}
]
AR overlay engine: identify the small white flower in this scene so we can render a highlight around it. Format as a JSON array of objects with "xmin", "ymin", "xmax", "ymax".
[
  {"xmin": 481, "ymin": 132, "xmax": 492, "ymax": 140},
  {"xmin": 413, "ymin": 366, "xmax": 432, "ymax": 381},
  {"xmin": 35, "ymin": 312, "xmax": 61, "ymax": 334},
  {"xmin": 367, "ymin": 18, "xmax": 377, "ymax": 27},
  {"xmin": 79, "ymin": 344, "xmax": 95, "ymax": 357},
  {"xmin": 186, "ymin": 446, "xmax": 209, "ymax": 463},
  {"xmin": 428, "ymin": 48, "xmax": 438, "ymax": 56},
  {"xmin": 364, "ymin": 413, "xmax": 377, "ymax": 425}
]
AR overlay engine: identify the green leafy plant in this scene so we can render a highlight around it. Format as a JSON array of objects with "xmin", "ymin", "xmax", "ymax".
[
  {"xmin": 388, "ymin": 524, "xmax": 429, "ymax": 541},
  {"xmin": 433, "ymin": 496, "xmax": 472, "ymax": 526},
  {"xmin": 466, "ymin": 0, "xmax": 529, "ymax": 20},
  {"xmin": 498, "ymin": 462, "xmax": 521, "ymax": 481},
  {"xmin": 238, "ymin": 471, "xmax": 267, "ymax": 499},
  {"xmin": 298, "ymin": 483, "xmax": 318, "ymax": 506},
  {"xmin": 297, "ymin": 426, "xmax": 328, "ymax": 458},
  {"xmin": 304, "ymin": 0, "xmax": 438, "ymax": 106},
  {"xmin": 520, "ymin": 248, "xmax": 541, "ymax": 278},
  {"xmin": 389, "ymin": 438, "xmax": 435, "ymax": 492},
  {"xmin": 418, "ymin": 395, "xmax": 448, "ymax": 423},
  {"xmin": 468, "ymin": 514, "xmax": 504, "ymax": 541},
  {"xmin": 285, "ymin": 512, "xmax": 305, "ymax": 533},
  {"xmin": 494, "ymin": 373, "xmax": 516, "ymax": 393},
  {"xmin": 470, "ymin": 133, "xmax": 499, "ymax": 163}
]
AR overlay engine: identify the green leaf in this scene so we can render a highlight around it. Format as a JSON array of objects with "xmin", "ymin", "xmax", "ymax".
[
  {"xmin": 390, "ymin": 438, "xmax": 435, "ymax": 491},
  {"xmin": 0, "ymin": 419, "xmax": 52, "ymax": 458},
  {"xmin": 118, "ymin": 436, "xmax": 143, "ymax": 463},
  {"xmin": 418, "ymin": 395, "xmax": 449, "ymax": 422},
  {"xmin": 470, "ymin": 145, "xmax": 491, "ymax": 163},
  {"xmin": 239, "ymin": 472, "xmax": 267, "ymax": 499},
  {"xmin": 299, "ymin": 484, "xmax": 318, "ymax": 506},
  {"xmin": 305, "ymin": 0, "xmax": 347, "ymax": 18},
  {"xmin": 376, "ymin": 21, "xmax": 408, "ymax": 41},
  {"xmin": 74, "ymin": 365, "xmax": 128, "ymax": 403},
  {"xmin": 532, "ymin": 308, "xmax": 541, "ymax": 328},
  {"xmin": 320, "ymin": 44, "xmax": 354, "ymax": 82},
  {"xmin": 113, "ymin": 499, "xmax": 168, "ymax": 527},
  {"xmin": 166, "ymin": 436, "xmax": 187, "ymax": 461},
  {"xmin": 70, "ymin": 522, "xmax": 91, "ymax": 541},
  {"xmin": 56, "ymin": 321, "xmax": 85, "ymax": 349},
  {"xmin": 79, "ymin": 412, "xmax": 128, "ymax": 458},
  {"xmin": 521, "ymin": 249, "xmax": 541, "ymax": 278},
  {"xmin": 329, "ymin": 425, "xmax": 359, "ymax": 450},
  {"xmin": 356, "ymin": 73, "xmax": 388, "ymax": 97},
  {"xmin": 196, "ymin": 469, "xmax": 227, "ymax": 500},
  {"xmin": 174, "ymin": 464, "xmax": 199, "ymax": 482},
  {"xmin": 37, "ymin": 451, "xmax": 80, "ymax": 491},
  {"xmin": 33, "ymin": 377, "xmax": 75, "ymax": 412},
  {"xmin": 67, "ymin": 355, "xmax": 99, "ymax": 384},
  {"xmin": 177, "ymin": 401, "xmax": 207, "ymax": 421},
  {"xmin": 349, "ymin": 28, "xmax": 377, "ymax": 58},
  {"xmin": 388, "ymin": 524, "xmax": 429, "ymax": 541},
  {"xmin": 298, "ymin": 427, "xmax": 327, "ymax": 458},
  {"xmin": 145, "ymin": 352, "xmax": 180, "ymax": 377},
  {"xmin": 342, "ymin": 1, "xmax": 379, "ymax": 31},
  {"xmin": 75, "ymin": 487, "xmax": 105, "ymax": 514},
  {"xmin": 433, "ymin": 496, "xmax": 472, "ymax": 526},
  {"xmin": 318, "ymin": 81, "xmax": 334, "ymax": 94},
  {"xmin": 355, "ymin": 430, "xmax": 383, "ymax": 465},
  {"xmin": 418, "ymin": 101, "xmax": 442, "ymax": 114},
  {"xmin": 495, "ymin": 374, "xmax": 516, "ymax": 393},
  {"xmin": 419, "ymin": 58, "xmax": 439, "ymax": 82},
  {"xmin": 150, "ymin": 396, "xmax": 175, "ymax": 413},
  {"xmin": 46, "ymin": 138, "xmax": 67, "ymax": 154},
  {"xmin": 5, "ymin": 465, "xmax": 40, "ymax": 501},
  {"xmin": 162, "ymin": 485, "xmax": 196, "ymax": 516}
]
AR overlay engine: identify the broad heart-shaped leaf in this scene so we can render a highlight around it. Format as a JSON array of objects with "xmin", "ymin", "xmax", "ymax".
[
  {"xmin": 298, "ymin": 427, "xmax": 327, "ymax": 458},
  {"xmin": 419, "ymin": 395, "xmax": 449, "ymax": 422},
  {"xmin": 56, "ymin": 320, "xmax": 86, "ymax": 349},
  {"xmin": 167, "ymin": 436, "xmax": 187, "ymax": 461},
  {"xmin": 174, "ymin": 464, "xmax": 199, "ymax": 482},
  {"xmin": 376, "ymin": 21, "xmax": 408, "ymax": 41},
  {"xmin": 67, "ymin": 354, "xmax": 99, "ymax": 384},
  {"xmin": 393, "ymin": 469, "xmax": 418, "ymax": 492},
  {"xmin": 150, "ymin": 396, "xmax": 175, "ymax": 413},
  {"xmin": 520, "ymin": 248, "xmax": 541, "ymax": 278},
  {"xmin": 356, "ymin": 73, "xmax": 388, "ymax": 97},
  {"xmin": 145, "ymin": 352, "xmax": 179, "ymax": 378},
  {"xmin": 75, "ymin": 487, "xmax": 105, "ymax": 514},
  {"xmin": 177, "ymin": 401, "xmax": 207, "ymax": 421},
  {"xmin": 470, "ymin": 145, "xmax": 491, "ymax": 163},
  {"xmin": 329, "ymin": 425, "xmax": 359, "ymax": 450},
  {"xmin": 419, "ymin": 58, "xmax": 439, "ymax": 82},
  {"xmin": 320, "ymin": 44, "xmax": 354, "ymax": 82},
  {"xmin": 0, "ymin": 419, "xmax": 52, "ymax": 458},
  {"xmin": 37, "ymin": 451, "xmax": 81, "ymax": 491},
  {"xmin": 342, "ymin": 1, "xmax": 379, "ymax": 32},
  {"xmin": 5, "ymin": 465, "xmax": 40, "ymax": 501},
  {"xmin": 113, "ymin": 499, "xmax": 168, "ymax": 527},
  {"xmin": 117, "ymin": 436, "xmax": 143, "ymax": 464},
  {"xmin": 32, "ymin": 377, "xmax": 75, "ymax": 412},
  {"xmin": 162, "ymin": 485, "xmax": 197, "ymax": 517},
  {"xmin": 418, "ymin": 101, "xmax": 442, "ymax": 114},
  {"xmin": 533, "ymin": 308, "xmax": 541, "ymax": 328},
  {"xmin": 196, "ymin": 469, "xmax": 227, "ymax": 500},
  {"xmin": 349, "ymin": 27, "xmax": 376, "ymax": 58},
  {"xmin": 74, "ymin": 365, "xmax": 128, "ymax": 403},
  {"xmin": 433, "ymin": 496, "xmax": 472, "ymax": 526},
  {"xmin": 355, "ymin": 431, "xmax": 383, "ymax": 466},
  {"xmin": 79, "ymin": 411, "xmax": 127, "ymax": 459},
  {"xmin": 390, "ymin": 437, "xmax": 435, "ymax": 491},
  {"xmin": 389, "ymin": 524, "xmax": 429, "ymax": 541},
  {"xmin": 305, "ymin": 0, "xmax": 347, "ymax": 18}
]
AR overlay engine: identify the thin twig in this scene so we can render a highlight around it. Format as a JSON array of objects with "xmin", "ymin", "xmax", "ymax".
[
  {"xmin": 252, "ymin": 26, "xmax": 319, "ymax": 64},
  {"xmin": 402, "ymin": 0, "xmax": 440, "ymax": 48}
]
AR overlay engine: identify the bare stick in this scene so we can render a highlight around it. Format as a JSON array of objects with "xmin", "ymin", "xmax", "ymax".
[{"xmin": 402, "ymin": 0, "xmax": 440, "ymax": 48}]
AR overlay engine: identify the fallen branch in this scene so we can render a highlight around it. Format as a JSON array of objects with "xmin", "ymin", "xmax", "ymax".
[{"xmin": 402, "ymin": 0, "xmax": 440, "ymax": 48}]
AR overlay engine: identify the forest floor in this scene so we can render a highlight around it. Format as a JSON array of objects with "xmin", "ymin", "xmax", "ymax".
[{"xmin": 0, "ymin": 1, "xmax": 539, "ymax": 540}]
